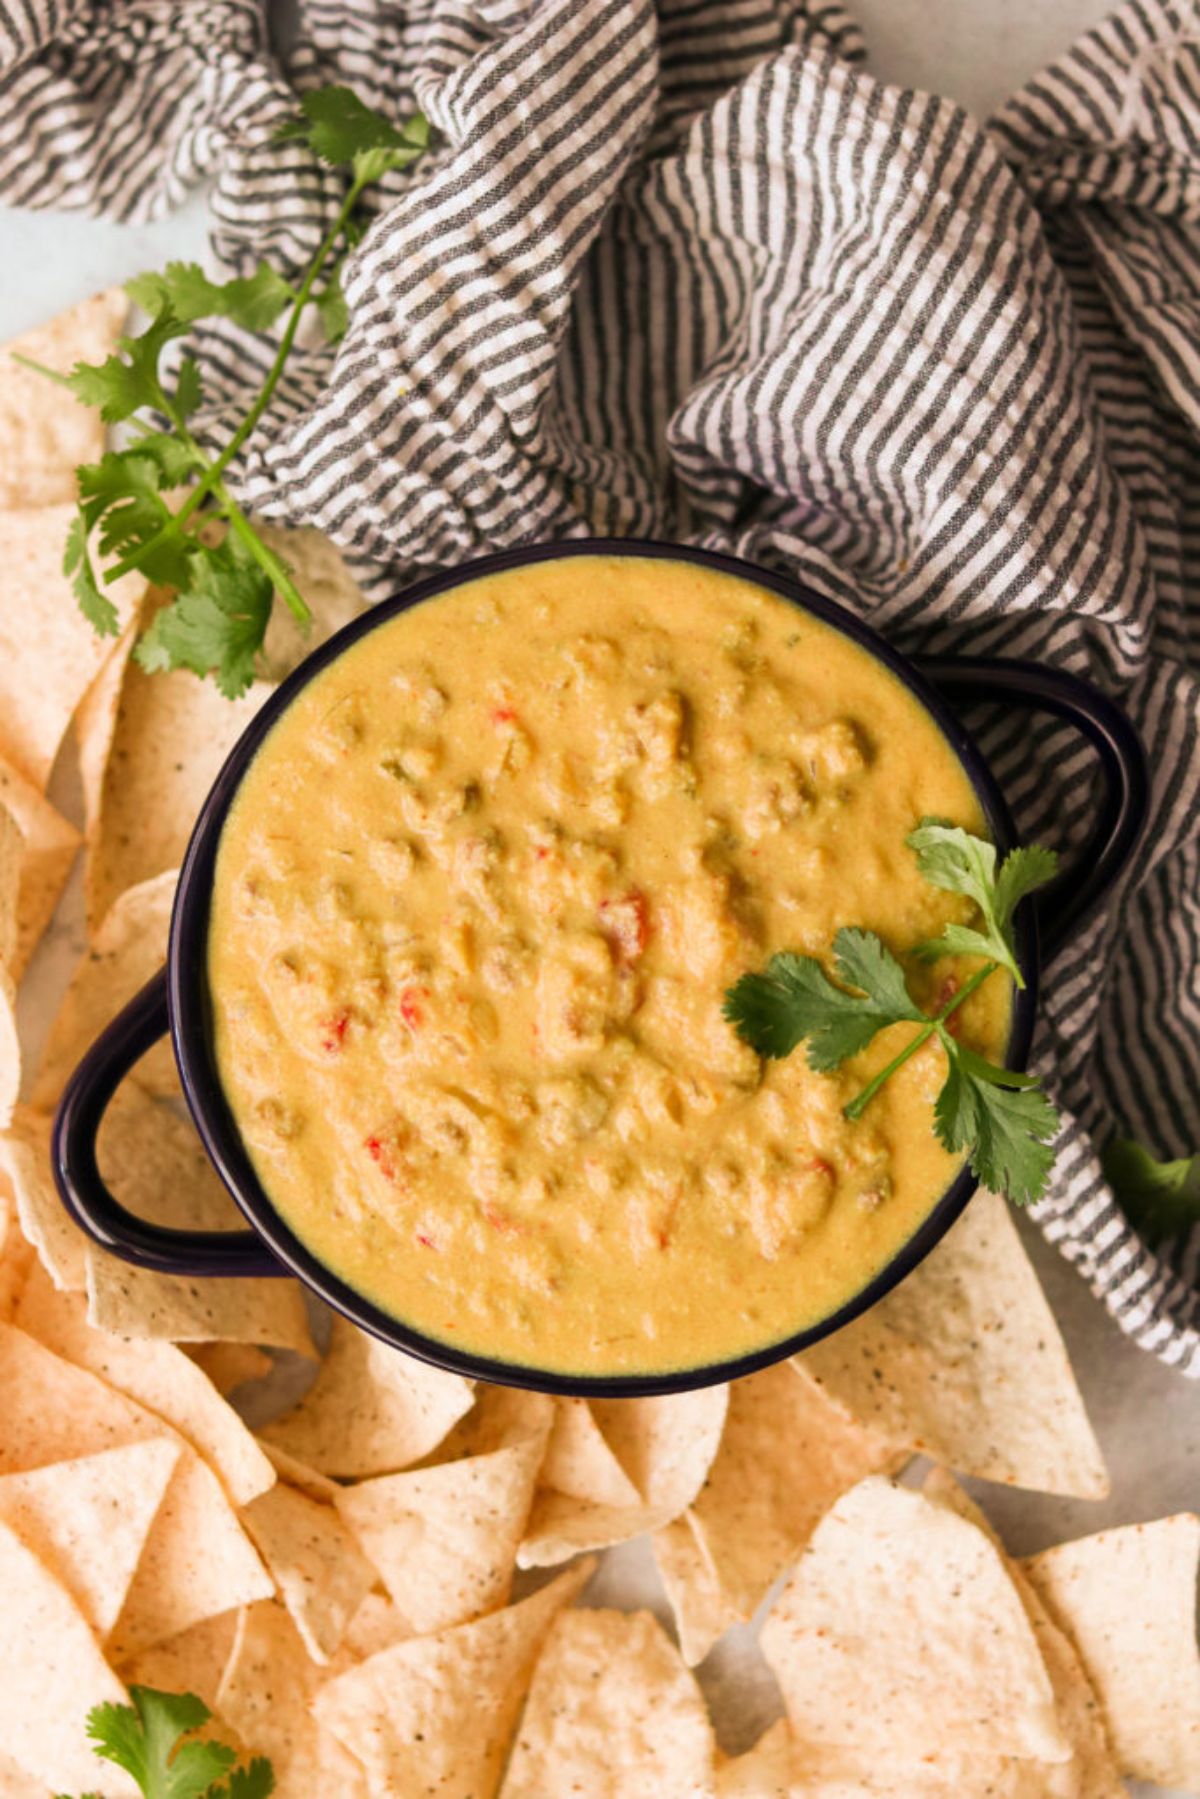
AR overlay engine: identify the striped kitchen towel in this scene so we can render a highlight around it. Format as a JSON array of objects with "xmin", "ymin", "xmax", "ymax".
[{"xmin": 1, "ymin": 0, "xmax": 1198, "ymax": 1372}]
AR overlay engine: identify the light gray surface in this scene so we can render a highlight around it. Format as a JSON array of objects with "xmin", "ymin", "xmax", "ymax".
[{"xmin": 3, "ymin": 3, "xmax": 1196, "ymax": 1793}]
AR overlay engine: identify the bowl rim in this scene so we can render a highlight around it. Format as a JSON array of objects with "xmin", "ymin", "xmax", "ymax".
[{"xmin": 169, "ymin": 537, "xmax": 1038, "ymax": 1397}]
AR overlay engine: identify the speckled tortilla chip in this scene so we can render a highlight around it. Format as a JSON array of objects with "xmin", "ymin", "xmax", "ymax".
[
  {"xmin": 0, "ymin": 1516, "xmax": 136, "ymax": 1797},
  {"xmin": 118, "ymin": 1609, "xmax": 241, "ymax": 1714},
  {"xmin": 334, "ymin": 1427, "xmax": 548, "ymax": 1635},
  {"xmin": 342, "ymin": 1590, "xmax": 411, "ymax": 1660},
  {"xmin": 258, "ymin": 1439, "xmax": 340, "ymax": 1504},
  {"xmin": 520, "ymin": 1388, "xmax": 727, "ymax": 1567},
  {"xmin": 17, "ymin": 1266, "xmax": 275, "ymax": 1505},
  {"xmin": 1023, "ymin": 1513, "xmax": 1200, "ymax": 1791},
  {"xmin": 313, "ymin": 1559, "xmax": 594, "ymax": 1799},
  {"xmin": 32, "ymin": 869, "xmax": 178, "ymax": 1108},
  {"xmin": 797, "ymin": 1189, "xmax": 1108, "ymax": 1500},
  {"xmin": 0, "ymin": 755, "xmax": 79, "ymax": 978},
  {"xmin": 74, "ymin": 607, "xmax": 138, "ymax": 845},
  {"xmin": 241, "ymin": 1480, "xmax": 375, "ymax": 1665},
  {"xmin": 0, "ymin": 506, "xmax": 143, "ymax": 793},
  {"xmin": 0, "ymin": 1438, "xmax": 178, "ymax": 1640},
  {"xmin": 652, "ymin": 1515, "xmax": 739, "ymax": 1667},
  {"xmin": 432, "ymin": 1382, "xmax": 554, "ymax": 1461},
  {"xmin": 500, "ymin": 1607, "xmax": 717, "ymax": 1798},
  {"xmin": 0, "ymin": 1180, "xmax": 34, "ymax": 1320},
  {"xmin": 217, "ymin": 1599, "xmax": 367, "ymax": 1798},
  {"xmin": 0, "ymin": 290, "xmax": 126, "ymax": 507},
  {"xmin": 761, "ymin": 1477, "xmax": 1069, "ymax": 1765},
  {"xmin": 0, "ymin": 1111, "xmax": 81, "ymax": 1289},
  {"xmin": 0, "ymin": 1321, "xmax": 166, "ymax": 1469},
  {"xmin": 536, "ymin": 1396, "xmax": 644, "ymax": 1504},
  {"xmin": 0, "ymin": 1745, "xmax": 55, "ymax": 1798},
  {"xmin": 187, "ymin": 1342, "xmax": 274, "ymax": 1395},
  {"xmin": 83, "ymin": 1079, "xmax": 314, "ymax": 1353},
  {"xmin": 715, "ymin": 1721, "xmax": 798, "ymax": 1796},
  {"xmin": 689, "ymin": 1362, "xmax": 905, "ymax": 1619},
  {"xmin": 108, "ymin": 1449, "xmax": 274, "ymax": 1662},
  {"xmin": 259, "ymin": 1313, "xmax": 474, "ymax": 1477}
]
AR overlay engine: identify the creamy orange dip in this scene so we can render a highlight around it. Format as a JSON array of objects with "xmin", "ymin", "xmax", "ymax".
[{"xmin": 209, "ymin": 555, "xmax": 1010, "ymax": 1376}]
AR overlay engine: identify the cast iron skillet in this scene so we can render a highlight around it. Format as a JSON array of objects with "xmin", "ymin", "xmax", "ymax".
[{"xmin": 51, "ymin": 541, "xmax": 1149, "ymax": 1397}]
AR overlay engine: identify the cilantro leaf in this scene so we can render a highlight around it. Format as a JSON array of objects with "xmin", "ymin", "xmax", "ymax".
[
  {"xmin": 75, "ymin": 451, "xmax": 198, "ymax": 588},
  {"xmin": 63, "ymin": 512, "xmax": 119, "ymax": 637},
  {"xmin": 934, "ymin": 1040, "xmax": 1059, "ymax": 1205},
  {"xmin": 135, "ymin": 538, "xmax": 272, "ymax": 699},
  {"xmin": 1101, "ymin": 1138, "xmax": 1200, "ymax": 1244},
  {"xmin": 723, "ymin": 930, "xmax": 920, "ymax": 1071},
  {"xmin": 314, "ymin": 270, "xmax": 350, "ymax": 343},
  {"xmin": 66, "ymin": 312, "xmax": 190, "ymax": 424},
  {"xmin": 64, "ymin": 1686, "xmax": 274, "ymax": 1799},
  {"xmin": 908, "ymin": 822, "xmax": 1057, "ymax": 988},
  {"xmin": 126, "ymin": 261, "xmax": 296, "ymax": 332},
  {"xmin": 274, "ymin": 85, "xmax": 429, "ymax": 182}
]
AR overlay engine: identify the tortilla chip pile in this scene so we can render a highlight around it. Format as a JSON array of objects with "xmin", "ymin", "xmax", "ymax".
[{"xmin": 0, "ymin": 297, "xmax": 1198, "ymax": 1797}]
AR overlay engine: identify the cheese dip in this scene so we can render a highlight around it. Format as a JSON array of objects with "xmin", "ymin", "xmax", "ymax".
[{"xmin": 209, "ymin": 556, "xmax": 1010, "ymax": 1376}]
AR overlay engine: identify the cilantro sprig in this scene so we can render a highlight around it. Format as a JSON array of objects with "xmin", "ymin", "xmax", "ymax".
[
  {"xmin": 15, "ymin": 86, "xmax": 430, "ymax": 699},
  {"xmin": 58, "ymin": 1686, "xmax": 273, "ymax": 1799},
  {"xmin": 1101, "ymin": 1138, "xmax": 1200, "ymax": 1244},
  {"xmin": 723, "ymin": 823, "xmax": 1060, "ymax": 1205}
]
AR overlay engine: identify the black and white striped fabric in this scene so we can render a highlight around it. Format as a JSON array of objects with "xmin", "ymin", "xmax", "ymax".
[{"xmin": 2, "ymin": 0, "xmax": 1198, "ymax": 1372}]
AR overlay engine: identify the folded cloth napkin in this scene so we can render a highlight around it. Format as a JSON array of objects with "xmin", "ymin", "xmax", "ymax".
[{"xmin": 1, "ymin": 0, "xmax": 1198, "ymax": 1373}]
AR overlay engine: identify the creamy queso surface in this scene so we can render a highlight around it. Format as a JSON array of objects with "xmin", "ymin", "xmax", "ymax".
[{"xmin": 210, "ymin": 556, "xmax": 1010, "ymax": 1376}]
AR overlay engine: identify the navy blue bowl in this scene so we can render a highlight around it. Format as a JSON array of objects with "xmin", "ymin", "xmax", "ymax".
[{"xmin": 51, "ymin": 541, "xmax": 1148, "ymax": 1397}]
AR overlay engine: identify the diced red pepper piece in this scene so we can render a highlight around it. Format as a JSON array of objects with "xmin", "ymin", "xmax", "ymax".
[
  {"xmin": 318, "ymin": 1010, "xmax": 349, "ymax": 1055},
  {"xmin": 491, "ymin": 705, "xmax": 517, "ymax": 725},
  {"xmin": 598, "ymin": 889, "xmax": 650, "ymax": 964},
  {"xmin": 807, "ymin": 1156, "xmax": 835, "ymax": 1180},
  {"xmin": 936, "ymin": 976, "xmax": 962, "ymax": 1037},
  {"xmin": 399, "ymin": 985, "xmax": 429, "ymax": 1030}
]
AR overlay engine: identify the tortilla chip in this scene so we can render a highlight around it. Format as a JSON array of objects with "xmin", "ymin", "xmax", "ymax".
[
  {"xmin": 259, "ymin": 1313, "xmax": 474, "ymax": 1477},
  {"xmin": 83, "ymin": 1080, "xmax": 315, "ymax": 1353},
  {"xmin": 0, "ymin": 1746, "xmax": 54, "ymax": 1798},
  {"xmin": 431, "ymin": 1382, "xmax": 555, "ymax": 1462},
  {"xmin": 313, "ymin": 1559, "xmax": 593, "ymax": 1798},
  {"xmin": 500, "ymin": 1607, "xmax": 717, "ymax": 1797},
  {"xmin": 0, "ymin": 1179, "xmax": 34, "ymax": 1319},
  {"xmin": 241, "ymin": 1480, "xmax": 375, "ymax": 1664},
  {"xmin": 74, "ymin": 607, "xmax": 138, "ymax": 843},
  {"xmin": 761, "ymin": 1476, "xmax": 1069, "ymax": 1765},
  {"xmin": 217, "ymin": 1598, "xmax": 367, "ymax": 1798},
  {"xmin": 797, "ymin": 1189, "xmax": 1108, "ymax": 1499},
  {"xmin": 690, "ymin": 1362, "xmax": 904, "ymax": 1619},
  {"xmin": 259, "ymin": 1439, "xmax": 341, "ymax": 1504},
  {"xmin": 85, "ymin": 596, "xmax": 274, "ymax": 930},
  {"xmin": 108, "ymin": 1449, "xmax": 274, "ymax": 1661},
  {"xmin": 0, "ymin": 290, "xmax": 126, "ymax": 507},
  {"xmin": 343, "ymin": 1590, "xmax": 411, "ymax": 1660},
  {"xmin": 187, "ymin": 1342, "xmax": 274, "ymax": 1395},
  {"xmin": 537, "ymin": 1396, "xmax": 644, "ymax": 1506},
  {"xmin": 1024, "ymin": 1513, "xmax": 1200, "ymax": 1789},
  {"xmin": 17, "ymin": 1266, "xmax": 275, "ymax": 1505},
  {"xmin": 0, "ymin": 970, "xmax": 17, "ymax": 1133},
  {"xmin": 333, "ymin": 1428, "xmax": 548, "ymax": 1635},
  {"xmin": 32, "ymin": 869, "xmax": 178, "ymax": 1107},
  {"xmin": 716, "ymin": 1721, "xmax": 799, "ymax": 1796},
  {"xmin": 0, "ymin": 506, "xmax": 143, "ymax": 793},
  {"xmin": 0, "ymin": 1320, "xmax": 162, "ymax": 1468},
  {"xmin": 521, "ymin": 1388, "xmax": 727, "ymax": 1567},
  {"xmin": 0, "ymin": 1437, "xmax": 178, "ymax": 1639},
  {"xmin": 119, "ymin": 1609, "xmax": 240, "ymax": 1713},
  {"xmin": 0, "ymin": 802, "xmax": 20, "ymax": 971},
  {"xmin": 0, "ymin": 755, "xmax": 79, "ymax": 978},
  {"xmin": 652, "ymin": 1514, "xmax": 740, "ymax": 1666},
  {"xmin": 257, "ymin": 522, "xmax": 371, "ymax": 681},
  {"xmin": 1, "ymin": 1106, "xmax": 88, "ymax": 1290},
  {"xmin": 0, "ymin": 1517, "xmax": 136, "ymax": 1796}
]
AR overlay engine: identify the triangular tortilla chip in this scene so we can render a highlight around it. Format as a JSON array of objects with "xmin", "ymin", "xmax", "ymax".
[
  {"xmin": 313, "ymin": 1559, "xmax": 593, "ymax": 1798},
  {"xmin": 0, "ymin": 755, "xmax": 79, "ymax": 978},
  {"xmin": 689, "ymin": 1362, "xmax": 904, "ymax": 1618},
  {"xmin": 32, "ymin": 868, "xmax": 178, "ymax": 1107},
  {"xmin": 797, "ymin": 1190, "xmax": 1108, "ymax": 1499},
  {"xmin": 118, "ymin": 1609, "xmax": 240, "ymax": 1714},
  {"xmin": 652, "ymin": 1514, "xmax": 740, "ymax": 1667},
  {"xmin": 716, "ymin": 1721, "xmax": 799, "ymax": 1796},
  {"xmin": 0, "ymin": 290, "xmax": 126, "ymax": 507},
  {"xmin": 0, "ymin": 506, "xmax": 143, "ymax": 792},
  {"xmin": 521, "ymin": 1388, "xmax": 726, "ymax": 1566},
  {"xmin": 0, "ymin": 1437, "xmax": 178, "ymax": 1639},
  {"xmin": 0, "ymin": 1320, "xmax": 163, "ymax": 1468},
  {"xmin": 17, "ymin": 1267, "xmax": 275, "ymax": 1505},
  {"xmin": 0, "ymin": 1179, "xmax": 34, "ymax": 1320},
  {"xmin": 74, "ymin": 606, "xmax": 138, "ymax": 847},
  {"xmin": 258, "ymin": 1439, "xmax": 340, "ymax": 1504},
  {"xmin": 334, "ymin": 1428, "xmax": 547, "ymax": 1634},
  {"xmin": 761, "ymin": 1477, "xmax": 1069, "ymax": 1764},
  {"xmin": 259, "ymin": 1314, "xmax": 474, "ymax": 1477},
  {"xmin": 1023, "ymin": 1513, "xmax": 1200, "ymax": 1790},
  {"xmin": 537, "ymin": 1397, "xmax": 645, "ymax": 1506},
  {"xmin": 1, "ymin": 1107, "xmax": 88, "ymax": 1290},
  {"xmin": 187, "ymin": 1342, "xmax": 274, "ymax": 1396},
  {"xmin": 82, "ymin": 1079, "xmax": 314, "ymax": 1353},
  {"xmin": 108, "ymin": 1450, "xmax": 273, "ymax": 1662},
  {"xmin": 343, "ymin": 1591, "xmax": 411, "ymax": 1660},
  {"xmin": 241, "ymin": 1480, "xmax": 375, "ymax": 1664},
  {"xmin": 217, "ymin": 1599, "xmax": 367, "ymax": 1798},
  {"xmin": 0, "ymin": 1516, "xmax": 136, "ymax": 1796},
  {"xmin": 430, "ymin": 1383, "xmax": 554, "ymax": 1462},
  {"xmin": 0, "ymin": 1745, "xmax": 55, "ymax": 1797},
  {"xmin": 500, "ymin": 1607, "xmax": 717, "ymax": 1797}
]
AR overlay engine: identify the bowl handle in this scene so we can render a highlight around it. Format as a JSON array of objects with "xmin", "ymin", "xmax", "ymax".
[
  {"xmin": 52, "ymin": 968, "xmax": 284, "ymax": 1277},
  {"xmin": 918, "ymin": 657, "xmax": 1149, "ymax": 959}
]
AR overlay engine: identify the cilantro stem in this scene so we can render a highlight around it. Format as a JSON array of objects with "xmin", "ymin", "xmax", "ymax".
[
  {"xmin": 10, "ymin": 351, "xmax": 75, "ymax": 389},
  {"xmin": 842, "ymin": 962, "xmax": 994, "ymax": 1122},
  {"xmin": 105, "ymin": 167, "xmax": 372, "ymax": 608}
]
